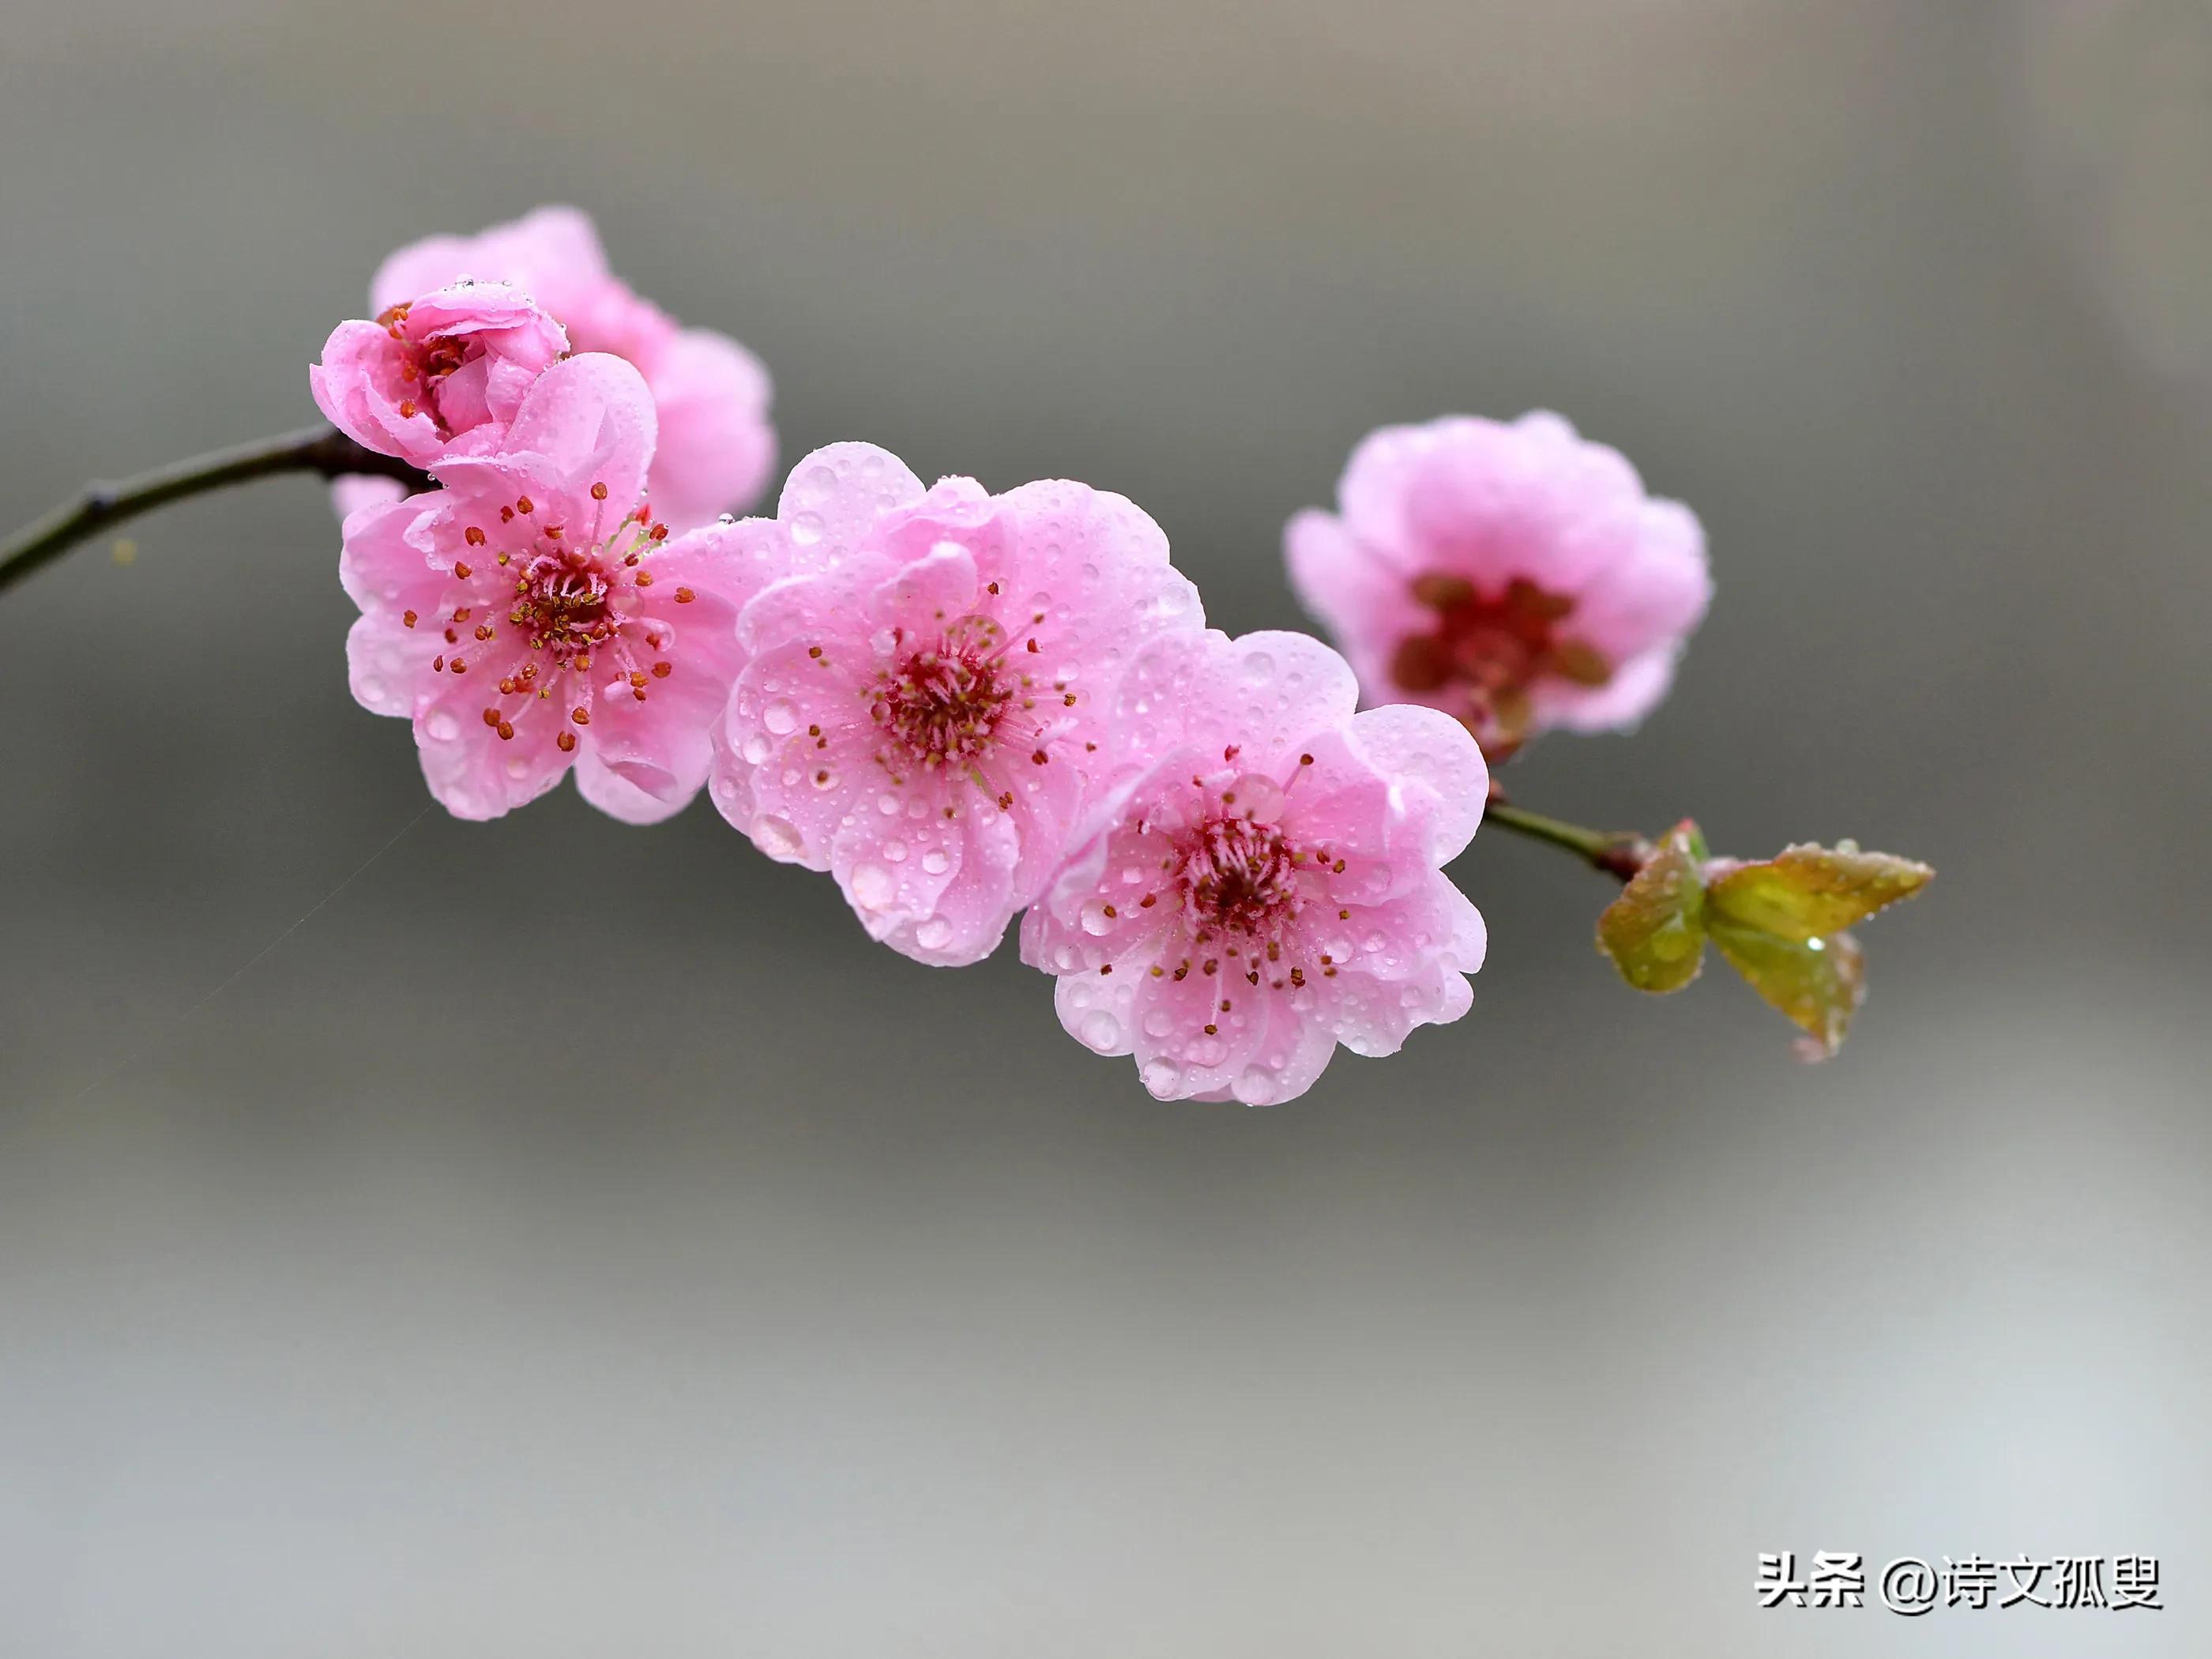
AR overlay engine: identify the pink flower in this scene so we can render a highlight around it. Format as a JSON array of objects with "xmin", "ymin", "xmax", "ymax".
[
  {"xmin": 1020, "ymin": 629, "xmax": 1488, "ymax": 1105},
  {"xmin": 709, "ymin": 443, "xmax": 1206, "ymax": 966},
  {"xmin": 310, "ymin": 281, "xmax": 568, "ymax": 469},
  {"xmin": 1287, "ymin": 412, "xmax": 1710, "ymax": 758},
  {"xmin": 341, "ymin": 355, "xmax": 786, "ymax": 823},
  {"xmin": 348, "ymin": 205, "xmax": 776, "ymax": 530}
]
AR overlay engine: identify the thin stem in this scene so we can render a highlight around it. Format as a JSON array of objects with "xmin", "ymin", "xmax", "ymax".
[
  {"xmin": 0, "ymin": 426, "xmax": 427, "ymax": 596},
  {"xmin": 1485, "ymin": 798, "xmax": 1652, "ymax": 882}
]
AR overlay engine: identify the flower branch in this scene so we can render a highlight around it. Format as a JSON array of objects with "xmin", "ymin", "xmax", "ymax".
[
  {"xmin": 1482, "ymin": 796, "xmax": 1651, "ymax": 880},
  {"xmin": 0, "ymin": 425, "xmax": 427, "ymax": 596},
  {"xmin": 3, "ymin": 201, "xmax": 1936, "ymax": 1101}
]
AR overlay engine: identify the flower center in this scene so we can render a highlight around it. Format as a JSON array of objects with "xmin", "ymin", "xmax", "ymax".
[
  {"xmin": 1390, "ymin": 573, "xmax": 1611, "ymax": 751},
  {"xmin": 1126, "ymin": 767, "xmax": 1349, "ymax": 1019},
  {"xmin": 377, "ymin": 303, "xmax": 470, "ymax": 427},
  {"xmin": 414, "ymin": 487, "xmax": 685, "ymax": 750},
  {"xmin": 510, "ymin": 552, "xmax": 618, "ymax": 667},
  {"xmin": 1178, "ymin": 809, "xmax": 1305, "ymax": 939},
  {"xmin": 871, "ymin": 614, "xmax": 1020, "ymax": 770}
]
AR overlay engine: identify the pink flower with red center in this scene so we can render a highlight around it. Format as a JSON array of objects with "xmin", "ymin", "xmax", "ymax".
[
  {"xmin": 342, "ymin": 355, "xmax": 786, "ymax": 823},
  {"xmin": 1021, "ymin": 628, "xmax": 1489, "ymax": 1105},
  {"xmin": 310, "ymin": 280, "xmax": 568, "ymax": 469},
  {"xmin": 709, "ymin": 442, "xmax": 1206, "ymax": 966},
  {"xmin": 1287, "ymin": 412, "xmax": 1711, "ymax": 758},
  {"xmin": 340, "ymin": 205, "xmax": 775, "ymax": 530}
]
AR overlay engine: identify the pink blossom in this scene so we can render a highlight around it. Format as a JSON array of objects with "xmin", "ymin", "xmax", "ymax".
[
  {"xmin": 1287, "ymin": 412, "xmax": 1710, "ymax": 758},
  {"xmin": 710, "ymin": 443, "xmax": 1206, "ymax": 966},
  {"xmin": 341, "ymin": 355, "xmax": 787, "ymax": 823},
  {"xmin": 1021, "ymin": 628, "xmax": 1488, "ymax": 1104},
  {"xmin": 310, "ymin": 281, "xmax": 568, "ymax": 469},
  {"xmin": 348, "ymin": 205, "xmax": 775, "ymax": 530}
]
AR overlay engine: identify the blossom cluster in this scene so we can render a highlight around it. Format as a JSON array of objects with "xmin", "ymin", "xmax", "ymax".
[{"xmin": 315, "ymin": 208, "xmax": 1709, "ymax": 1103}]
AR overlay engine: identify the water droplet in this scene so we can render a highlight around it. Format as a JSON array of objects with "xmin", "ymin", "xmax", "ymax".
[
  {"xmin": 1140, "ymin": 1059, "xmax": 1182, "ymax": 1097},
  {"xmin": 762, "ymin": 701, "xmax": 797, "ymax": 735},
  {"xmin": 425, "ymin": 710, "xmax": 459, "ymax": 742},
  {"xmin": 1240, "ymin": 650, "xmax": 1274, "ymax": 683},
  {"xmin": 811, "ymin": 767, "xmax": 839, "ymax": 790},
  {"xmin": 1143, "ymin": 1009, "xmax": 1176, "ymax": 1038},
  {"xmin": 1080, "ymin": 1011, "xmax": 1123, "ymax": 1051},
  {"xmin": 915, "ymin": 917, "xmax": 954, "ymax": 950},
  {"xmin": 882, "ymin": 839, "xmax": 908, "ymax": 863},
  {"xmin": 878, "ymin": 793, "xmax": 900, "ymax": 815},
  {"xmin": 790, "ymin": 511, "xmax": 826, "ymax": 546},
  {"xmin": 1233, "ymin": 773, "xmax": 1286, "ymax": 824},
  {"xmin": 922, "ymin": 849, "xmax": 951, "ymax": 875},
  {"xmin": 850, "ymin": 863, "xmax": 895, "ymax": 910},
  {"xmin": 751, "ymin": 815, "xmax": 803, "ymax": 859},
  {"xmin": 740, "ymin": 733, "xmax": 773, "ymax": 765},
  {"xmin": 1079, "ymin": 900, "xmax": 1115, "ymax": 936}
]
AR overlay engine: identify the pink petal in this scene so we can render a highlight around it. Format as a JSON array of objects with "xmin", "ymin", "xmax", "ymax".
[
  {"xmin": 572, "ymin": 747, "xmax": 693, "ymax": 825},
  {"xmin": 867, "ymin": 541, "xmax": 979, "ymax": 625},
  {"xmin": 829, "ymin": 796, "xmax": 1023, "ymax": 966},
  {"xmin": 371, "ymin": 205, "xmax": 611, "ymax": 318},
  {"xmin": 478, "ymin": 352, "xmax": 656, "ymax": 516},
  {"xmin": 1346, "ymin": 703, "xmax": 1489, "ymax": 865},
  {"xmin": 772, "ymin": 442, "xmax": 927, "ymax": 566},
  {"xmin": 1533, "ymin": 642, "xmax": 1680, "ymax": 733},
  {"xmin": 411, "ymin": 675, "xmax": 573, "ymax": 822},
  {"xmin": 643, "ymin": 328, "xmax": 777, "ymax": 529}
]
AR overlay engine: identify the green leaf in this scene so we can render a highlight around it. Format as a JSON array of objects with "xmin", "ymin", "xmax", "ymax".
[
  {"xmin": 1709, "ymin": 921, "xmax": 1866, "ymax": 1063},
  {"xmin": 1706, "ymin": 841, "xmax": 1933, "ymax": 942},
  {"xmin": 1595, "ymin": 819, "xmax": 1710, "ymax": 993}
]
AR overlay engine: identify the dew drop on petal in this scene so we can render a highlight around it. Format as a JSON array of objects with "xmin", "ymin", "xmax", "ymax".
[
  {"xmin": 850, "ymin": 863, "xmax": 895, "ymax": 910},
  {"xmin": 1140, "ymin": 1059, "xmax": 1182, "ymax": 1097},
  {"xmin": 763, "ymin": 701, "xmax": 797, "ymax": 735},
  {"xmin": 750, "ymin": 814, "xmax": 804, "ymax": 859},
  {"xmin": 922, "ymin": 849, "xmax": 951, "ymax": 875},
  {"xmin": 1079, "ymin": 900, "xmax": 1115, "ymax": 936},
  {"xmin": 1233, "ymin": 773, "xmax": 1286, "ymax": 824},
  {"xmin": 426, "ymin": 710, "xmax": 459, "ymax": 742},
  {"xmin": 915, "ymin": 917, "xmax": 955, "ymax": 951},
  {"xmin": 1080, "ymin": 1011, "xmax": 1123, "ymax": 1051}
]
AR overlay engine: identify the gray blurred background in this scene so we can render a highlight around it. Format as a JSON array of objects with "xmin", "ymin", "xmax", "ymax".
[{"xmin": 3, "ymin": 2, "xmax": 2208, "ymax": 1654}]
